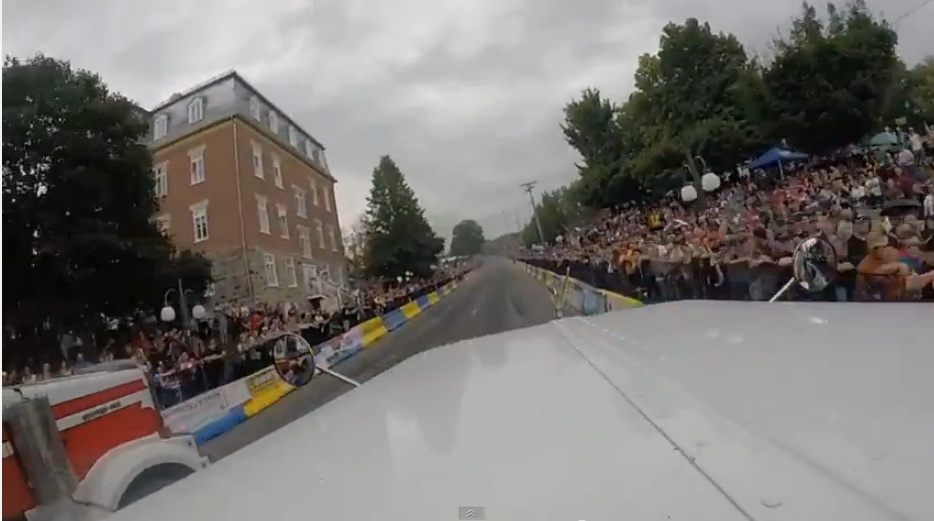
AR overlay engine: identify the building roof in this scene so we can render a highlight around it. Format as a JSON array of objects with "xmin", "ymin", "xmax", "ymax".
[{"xmin": 149, "ymin": 70, "xmax": 325, "ymax": 150}]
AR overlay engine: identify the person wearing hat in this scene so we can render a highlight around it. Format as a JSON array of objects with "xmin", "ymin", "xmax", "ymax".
[{"xmin": 856, "ymin": 232, "xmax": 934, "ymax": 300}]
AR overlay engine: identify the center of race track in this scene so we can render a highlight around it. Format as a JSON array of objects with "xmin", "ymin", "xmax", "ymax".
[{"xmin": 200, "ymin": 258, "xmax": 562, "ymax": 461}]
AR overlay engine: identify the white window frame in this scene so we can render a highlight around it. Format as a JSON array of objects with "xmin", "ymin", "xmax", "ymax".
[
  {"xmin": 293, "ymin": 186, "xmax": 307, "ymax": 218},
  {"xmin": 187, "ymin": 97, "xmax": 204, "ymax": 123},
  {"xmin": 315, "ymin": 219, "xmax": 325, "ymax": 248},
  {"xmin": 251, "ymin": 142, "xmax": 264, "ymax": 178},
  {"xmin": 309, "ymin": 179, "xmax": 319, "ymax": 206},
  {"xmin": 298, "ymin": 226, "xmax": 312, "ymax": 259},
  {"xmin": 256, "ymin": 195, "xmax": 270, "ymax": 234},
  {"xmin": 284, "ymin": 257, "xmax": 298, "ymax": 287},
  {"xmin": 190, "ymin": 200, "xmax": 209, "ymax": 243},
  {"xmin": 288, "ymin": 126, "xmax": 299, "ymax": 147},
  {"xmin": 153, "ymin": 162, "xmax": 168, "ymax": 197},
  {"xmin": 269, "ymin": 111, "xmax": 279, "ymax": 133},
  {"xmin": 263, "ymin": 253, "xmax": 279, "ymax": 287},
  {"xmin": 304, "ymin": 140, "xmax": 315, "ymax": 158},
  {"xmin": 276, "ymin": 203, "xmax": 289, "ymax": 239},
  {"xmin": 327, "ymin": 224, "xmax": 337, "ymax": 252},
  {"xmin": 154, "ymin": 114, "xmax": 168, "ymax": 140},
  {"xmin": 322, "ymin": 185, "xmax": 331, "ymax": 212},
  {"xmin": 189, "ymin": 146, "xmax": 205, "ymax": 185},
  {"xmin": 249, "ymin": 95, "xmax": 261, "ymax": 120},
  {"xmin": 272, "ymin": 155, "xmax": 283, "ymax": 188}
]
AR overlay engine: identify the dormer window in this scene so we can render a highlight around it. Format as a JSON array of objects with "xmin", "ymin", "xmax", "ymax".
[
  {"xmin": 304, "ymin": 140, "xmax": 314, "ymax": 159},
  {"xmin": 154, "ymin": 114, "xmax": 168, "ymax": 140},
  {"xmin": 269, "ymin": 111, "xmax": 279, "ymax": 133},
  {"xmin": 249, "ymin": 96, "xmax": 260, "ymax": 120},
  {"xmin": 187, "ymin": 97, "xmax": 204, "ymax": 123},
  {"xmin": 288, "ymin": 126, "xmax": 299, "ymax": 147}
]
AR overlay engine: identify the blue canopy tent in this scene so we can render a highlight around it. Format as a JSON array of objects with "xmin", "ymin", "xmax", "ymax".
[
  {"xmin": 746, "ymin": 147, "xmax": 809, "ymax": 179},
  {"xmin": 746, "ymin": 147, "xmax": 809, "ymax": 170}
]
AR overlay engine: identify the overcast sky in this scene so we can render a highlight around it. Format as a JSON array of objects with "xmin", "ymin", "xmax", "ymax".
[{"xmin": 3, "ymin": 0, "xmax": 931, "ymax": 239}]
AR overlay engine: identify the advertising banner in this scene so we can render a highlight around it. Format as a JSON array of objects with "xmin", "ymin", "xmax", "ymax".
[
  {"xmin": 161, "ymin": 378, "xmax": 250, "ymax": 434},
  {"xmin": 245, "ymin": 366, "xmax": 278, "ymax": 396}
]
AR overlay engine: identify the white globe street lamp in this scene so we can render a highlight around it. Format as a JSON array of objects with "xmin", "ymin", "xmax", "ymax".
[
  {"xmin": 680, "ymin": 184, "xmax": 698, "ymax": 203},
  {"xmin": 160, "ymin": 306, "xmax": 177, "ymax": 323},
  {"xmin": 701, "ymin": 172, "xmax": 721, "ymax": 193}
]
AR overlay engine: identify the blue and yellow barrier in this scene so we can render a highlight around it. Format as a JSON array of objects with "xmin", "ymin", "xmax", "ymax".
[
  {"xmin": 515, "ymin": 261, "xmax": 643, "ymax": 310},
  {"xmin": 192, "ymin": 281, "xmax": 465, "ymax": 444}
]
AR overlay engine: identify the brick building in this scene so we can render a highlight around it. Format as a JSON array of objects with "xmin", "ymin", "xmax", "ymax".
[{"xmin": 145, "ymin": 71, "xmax": 346, "ymax": 306}]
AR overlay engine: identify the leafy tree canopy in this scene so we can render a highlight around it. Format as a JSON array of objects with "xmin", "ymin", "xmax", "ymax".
[
  {"xmin": 362, "ymin": 155, "xmax": 444, "ymax": 279},
  {"xmin": 449, "ymin": 219, "xmax": 486, "ymax": 257},
  {"xmin": 3, "ymin": 54, "xmax": 213, "ymax": 363},
  {"xmin": 533, "ymin": 1, "xmax": 917, "ymax": 237}
]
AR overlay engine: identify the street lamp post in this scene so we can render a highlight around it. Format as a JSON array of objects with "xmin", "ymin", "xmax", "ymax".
[
  {"xmin": 520, "ymin": 181, "xmax": 546, "ymax": 246},
  {"xmin": 161, "ymin": 279, "xmax": 206, "ymax": 330}
]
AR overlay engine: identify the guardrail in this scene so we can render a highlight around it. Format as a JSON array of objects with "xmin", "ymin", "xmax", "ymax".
[
  {"xmin": 514, "ymin": 261, "xmax": 641, "ymax": 316},
  {"xmin": 158, "ymin": 275, "xmax": 467, "ymax": 445},
  {"xmin": 516, "ymin": 256, "xmax": 934, "ymax": 303}
]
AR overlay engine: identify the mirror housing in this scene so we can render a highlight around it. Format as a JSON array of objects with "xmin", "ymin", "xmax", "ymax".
[
  {"xmin": 272, "ymin": 333, "xmax": 316, "ymax": 387},
  {"xmin": 791, "ymin": 236, "xmax": 838, "ymax": 292}
]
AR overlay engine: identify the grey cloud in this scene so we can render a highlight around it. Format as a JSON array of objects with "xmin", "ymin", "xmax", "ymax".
[{"xmin": 3, "ymin": 0, "xmax": 931, "ymax": 241}]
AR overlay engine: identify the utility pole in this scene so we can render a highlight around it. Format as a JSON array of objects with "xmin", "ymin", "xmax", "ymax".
[{"xmin": 520, "ymin": 181, "xmax": 546, "ymax": 246}]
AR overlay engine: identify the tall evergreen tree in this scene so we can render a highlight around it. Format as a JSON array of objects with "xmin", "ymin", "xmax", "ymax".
[{"xmin": 362, "ymin": 155, "xmax": 444, "ymax": 279}]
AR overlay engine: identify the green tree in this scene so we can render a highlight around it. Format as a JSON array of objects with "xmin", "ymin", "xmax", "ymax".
[
  {"xmin": 449, "ymin": 219, "xmax": 486, "ymax": 256},
  {"xmin": 761, "ymin": 1, "xmax": 899, "ymax": 152},
  {"xmin": 2, "ymin": 54, "xmax": 213, "ymax": 364},
  {"xmin": 519, "ymin": 189, "xmax": 579, "ymax": 246},
  {"xmin": 362, "ymin": 155, "xmax": 444, "ymax": 279}
]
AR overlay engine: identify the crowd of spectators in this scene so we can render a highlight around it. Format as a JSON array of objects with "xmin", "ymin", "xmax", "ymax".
[
  {"xmin": 522, "ymin": 136, "xmax": 934, "ymax": 303},
  {"xmin": 3, "ymin": 264, "xmax": 471, "ymax": 408}
]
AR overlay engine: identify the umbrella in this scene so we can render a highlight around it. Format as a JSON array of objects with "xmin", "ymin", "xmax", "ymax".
[{"xmin": 869, "ymin": 132, "xmax": 899, "ymax": 148}]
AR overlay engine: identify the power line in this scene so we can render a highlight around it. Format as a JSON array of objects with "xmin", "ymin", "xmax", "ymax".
[{"xmin": 893, "ymin": 0, "xmax": 932, "ymax": 24}]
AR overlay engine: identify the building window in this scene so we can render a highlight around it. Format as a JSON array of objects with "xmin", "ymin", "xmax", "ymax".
[
  {"xmin": 256, "ymin": 195, "xmax": 270, "ymax": 234},
  {"xmin": 155, "ymin": 214, "xmax": 171, "ymax": 235},
  {"xmin": 298, "ymin": 226, "xmax": 312, "ymax": 258},
  {"xmin": 272, "ymin": 155, "xmax": 283, "ymax": 188},
  {"xmin": 309, "ymin": 179, "xmax": 319, "ymax": 206},
  {"xmin": 187, "ymin": 97, "xmax": 204, "ymax": 123},
  {"xmin": 322, "ymin": 185, "xmax": 331, "ymax": 212},
  {"xmin": 189, "ymin": 146, "xmax": 205, "ymax": 185},
  {"xmin": 304, "ymin": 140, "xmax": 314, "ymax": 159},
  {"xmin": 153, "ymin": 162, "xmax": 168, "ymax": 197},
  {"xmin": 276, "ymin": 203, "xmax": 289, "ymax": 239},
  {"xmin": 251, "ymin": 142, "xmax": 264, "ymax": 178},
  {"xmin": 293, "ymin": 187, "xmax": 307, "ymax": 218},
  {"xmin": 191, "ymin": 201, "xmax": 209, "ymax": 243},
  {"xmin": 284, "ymin": 257, "xmax": 298, "ymax": 287},
  {"xmin": 269, "ymin": 111, "xmax": 279, "ymax": 133},
  {"xmin": 312, "ymin": 148, "xmax": 321, "ymax": 164},
  {"xmin": 315, "ymin": 219, "xmax": 325, "ymax": 248},
  {"xmin": 249, "ymin": 96, "xmax": 261, "ymax": 120},
  {"xmin": 154, "ymin": 114, "xmax": 168, "ymax": 140},
  {"xmin": 326, "ymin": 224, "xmax": 338, "ymax": 252},
  {"xmin": 288, "ymin": 126, "xmax": 299, "ymax": 147},
  {"xmin": 263, "ymin": 253, "xmax": 278, "ymax": 287}
]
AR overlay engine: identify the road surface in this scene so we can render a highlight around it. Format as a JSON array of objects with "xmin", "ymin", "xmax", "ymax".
[{"xmin": 200, "ymin": 257, "xmax": 561, "ymax": 461}]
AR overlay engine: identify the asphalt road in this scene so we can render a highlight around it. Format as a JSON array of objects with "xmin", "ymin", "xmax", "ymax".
[{"xmin": 200, "ymin": 257, "xmax": 562, "ymax": 461}]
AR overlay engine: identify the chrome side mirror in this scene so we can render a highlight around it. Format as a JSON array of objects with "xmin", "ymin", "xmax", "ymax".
[
  {"xmin": 272, "ymin": 333, "xmax": 316, "ymax": 387},
  {"xmin": 769, "ymin": 236, "xmax": 838, "ymax": 302},
  {"xmin": 792, "ymin": 237, "xmax": 837, "ymax": 292}
]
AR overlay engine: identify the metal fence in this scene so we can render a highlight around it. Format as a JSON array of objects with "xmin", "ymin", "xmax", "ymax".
[
  {"xmin": 518, "ymin": 257, "xmax": 934, "ymax": 304},
  {"xmin": 148, "ymin": 275, "xmax": 462, "ymax": 410}
]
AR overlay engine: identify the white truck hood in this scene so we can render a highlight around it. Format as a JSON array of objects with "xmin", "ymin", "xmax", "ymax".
[{"xmin": 110, "ymin": 301, "xmax": 933, "ymax": 521}]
